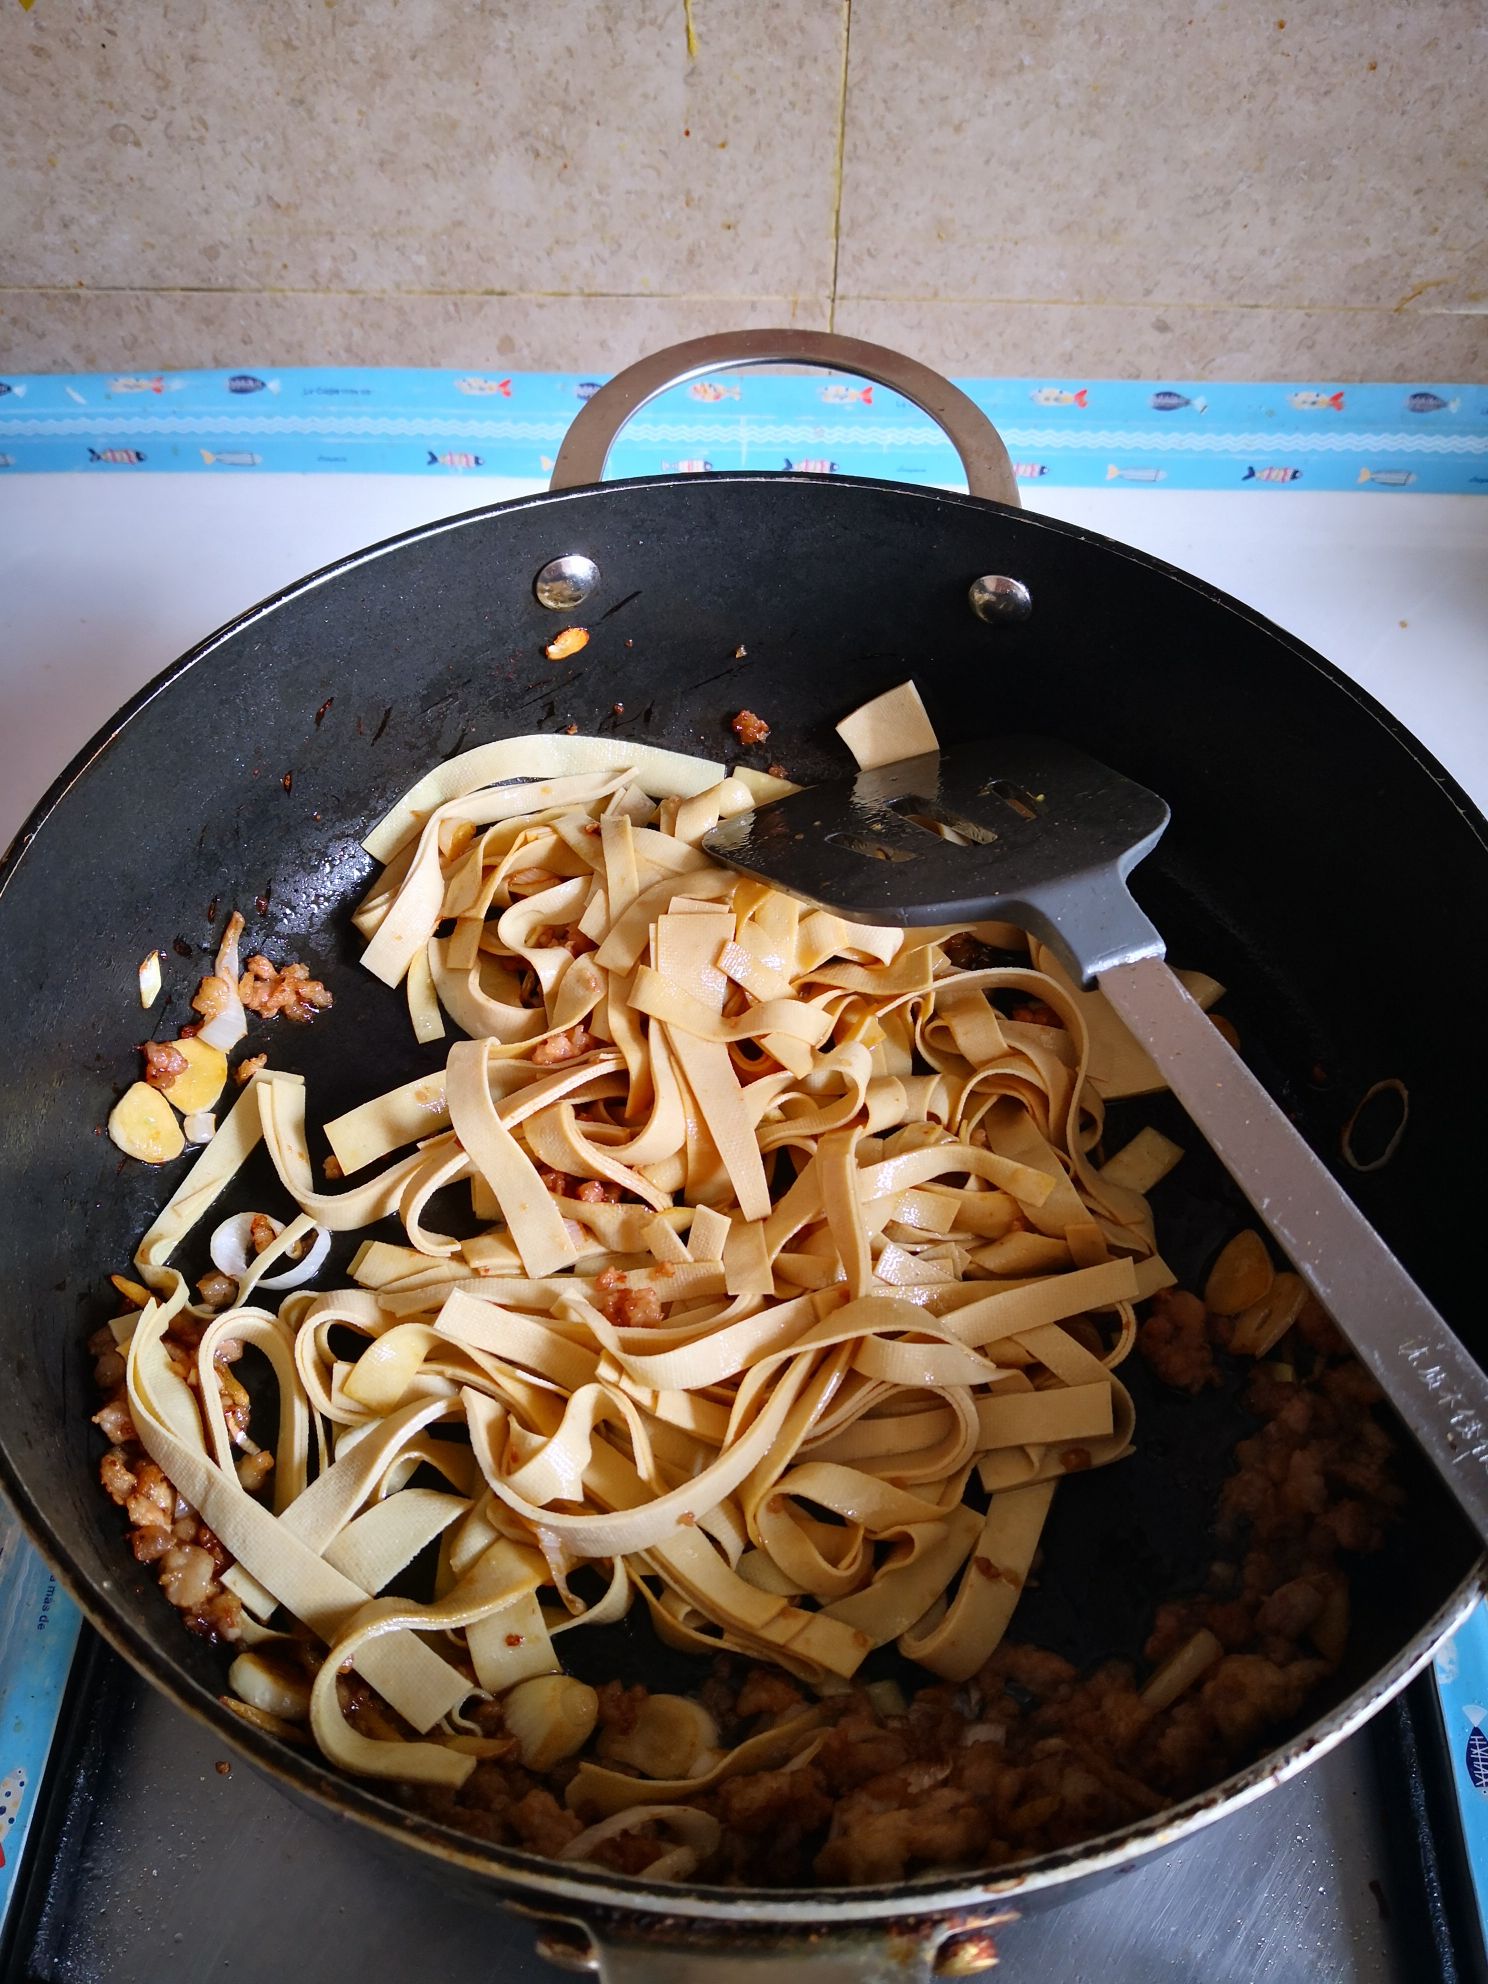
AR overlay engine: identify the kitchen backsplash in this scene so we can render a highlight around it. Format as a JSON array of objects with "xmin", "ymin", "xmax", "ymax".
[{"xmin": 1, "ymin": 0, "xmax": 1483, "ymax": 381}]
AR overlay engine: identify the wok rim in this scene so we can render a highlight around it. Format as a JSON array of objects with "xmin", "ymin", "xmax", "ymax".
[{"xmin": 4, "ymin": 468, "xmax": 1485, "ymax": 1927}]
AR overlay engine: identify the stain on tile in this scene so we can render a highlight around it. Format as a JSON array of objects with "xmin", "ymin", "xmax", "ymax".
[
  {"xmin": 836, "ymin": 0, "xmax": 1487, "ymax": 319},
  {"xmin": 2, "ymin": 0, "xmax": 847, "ymax": 300},
  {"xmin": 831, "ymin": 296, "xmax": 1488, "ymax": 383},
  {"xmin": 0, "ymin": 288, "xmax": 831, "ymax": 374}
]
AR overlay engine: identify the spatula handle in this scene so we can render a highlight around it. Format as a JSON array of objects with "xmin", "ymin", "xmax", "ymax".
[{"xmin": 1099, "ymin": 955, "xmax": 1488, "ymax": 1546}]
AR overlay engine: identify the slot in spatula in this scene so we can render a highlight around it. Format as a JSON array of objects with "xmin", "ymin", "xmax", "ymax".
[{"xmin": 702, "ymin": 737, "xmax": 1488, "ymax": 1543}]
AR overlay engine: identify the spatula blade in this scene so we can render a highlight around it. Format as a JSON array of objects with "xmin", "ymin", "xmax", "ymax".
[{"xmin": 703, "ymin": 737, "xmax": 1170, "ymax": 985}]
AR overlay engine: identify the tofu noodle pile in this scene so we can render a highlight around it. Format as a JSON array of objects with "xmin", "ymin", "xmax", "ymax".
[{"xmin": 103, "ymin": 689, "xmax": 1247, "ymax": 1874}]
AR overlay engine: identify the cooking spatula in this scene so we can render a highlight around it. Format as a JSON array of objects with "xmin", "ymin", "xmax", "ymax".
[{"xmin": 703, "ymin": 737, "xmax": 1488, "ymax": 1543}]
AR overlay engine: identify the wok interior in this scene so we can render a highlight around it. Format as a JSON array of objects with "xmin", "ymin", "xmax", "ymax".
[{"xmin": 0, "ymin": 475, "xmax": 1479, "ymax": 1890}]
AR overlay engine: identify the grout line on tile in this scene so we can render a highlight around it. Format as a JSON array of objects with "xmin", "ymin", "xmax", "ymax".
[
  {"xmin": 5, "ymin": 285, "xmax": 1475, "ymax": 319},
  {"xmin": 834, "ymin": 293, "xmax": 1483, "ymax": 317},
  {"xmin": 826, "ymin": 0, "xmax": 852, "ymax": 332},
  {"xmin": 0, "ymin": 284, "xmax": 828, "ymax": 305}
]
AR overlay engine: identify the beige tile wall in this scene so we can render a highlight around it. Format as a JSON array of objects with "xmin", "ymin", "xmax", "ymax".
[{"xmin": 2, "ymin": 0, "xmax": 1483, "ymax": 379}]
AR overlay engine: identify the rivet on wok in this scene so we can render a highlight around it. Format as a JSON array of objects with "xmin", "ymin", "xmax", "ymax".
[
  {"xmin": 535, "ymin": 555, "xmax": 601, "ymax": 610},
  {"xmin": 969, "ymin": 574, "xmax": 1032, "ymax": 624}
]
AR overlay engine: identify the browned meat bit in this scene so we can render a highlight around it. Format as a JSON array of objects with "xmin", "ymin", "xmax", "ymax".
[
  {"xmin": 595, "ymin": 1680, "xmax": 648, "ymax": 1735},
  {"xmin": 324, "ymin": 1153, "xmax": 344, "ymax": 1180},
  {"xmin": 1008, "ymin": 997, "xmax": 1063, "ymax": 1028},
  {"xmin": 239, "ymin": 955, "xmax": 333, "ymax": 1023},
  {"xmin": 735, "ymin": 1666, "xmax": 806, "ymax": 1721},
  {"xmin": 191, "ymin": 974, "xmax": 231, "ymax": 1024},
  {"xmin": 249, "ymin": 1213, "xmax": 278, "ymax": 1255},
  {"xmin": 213, "ymin": 1366, "xmax": 252, "ymax": 1444},
  {"xmin": 92, "ymin": 1339, "xmax": 126, "ymax": 1391},
  {"xmin": 1296, "ymin": 1293, "xmax": 1346, "ymax": 1357},
  {"xmin": 1199, "ymin": 1654, "xmax": 1325, "ymax": 1747},
  {"xmin": 816, "ymin": 1783, "xmax": 991, "ymax": 1885},
  {"xmin": 234, "ymin": 1052, "xmax": 268, "ymax": 1086},
  {"xmin": 574, "ymin": 1178, "xmax": 621, "ymax": 1205},
  {"xmin": 544, "ymin": 626, "xmax": 590, "ymax": 662},
  {"xmin": 186, "ymin": 1586, "xmax": 244, "ymax": 1644},
  {"xmin": 587, "ymin": 1830, "xmax": 669, "ymax": 1876},
  {"xmin": 196, "ymin": 1269, "xmax": 238, "ymax": 1310},
  {"xmin": 531, "ymin": 1023, "xmax": 595, "ymax": 1066},
  {"xmin": 1138, "ymin": 1288, "xmax": 1220, "ymax": 1393},
  {"xmin": 979, "ymin": 1643, "xmax": 1079, "ymax": 1704},
  {"xmin": 141, "ymin": 1040, "xmax": 188, "ymax": 1090},
  {"xmin": 124, "ymin": 1459, "xmax": 175, "ymax": 1531},
  {"xmin": 93, "ymin": 1391, "xmax": 137, "ymax": 1446},
  {"xmin": 1251, "ymin": 1574, "xmax": 1327, "ymax": 1642},
  {"xmin": 511, "ymin": 1787, "xmax": 584, "ymax": 1856},
  {"xmin": 731, "ymin": 709, "xmax": 770, "ymax": 747},
  {"xmin": 158, "ymin": 1543, "xmax": 217, "ymax": 1612},
  {"xmin": 99, "ymin": 1447, "xmax": 137, "ymax": 1506},
  {"xmin": 766, "ymin": 762, "xmax": 788, "ymax": 781},
  {"xmin": 532, "ymin": 924, "xmax": 596, "ymax": 958},
  {"xmin": 717, "ymin": 1762, "xmax": 833, "ymax": 1837},
  {"xmin": 236, "ymin": 1449, "xmax": 275, "ymax": 1494},
  {"xmin": 593, "ymin": 1269, "xmax": 664, "ymax": 1329},
  {"xmin": 817, "ymin": 1713, "xmax": 911, "ymax": 1792}
]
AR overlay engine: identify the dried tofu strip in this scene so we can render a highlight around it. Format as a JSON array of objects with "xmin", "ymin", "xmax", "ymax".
[{"xmin": 112, "ymin": 701, "xmax": 1195, "ymax": 1803}]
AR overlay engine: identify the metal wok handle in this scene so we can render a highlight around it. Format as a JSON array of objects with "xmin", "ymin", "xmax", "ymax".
[
  {"xmin": 548, "ymin": 329, "xmax": 1022, "ymax": 507},
  {"xmin": 523, "ymin": 1906, "xmax": 1013, "ymax": 1981}
]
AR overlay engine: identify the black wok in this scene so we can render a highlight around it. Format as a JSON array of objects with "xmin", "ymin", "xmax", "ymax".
[{"xmin": 0, "ymin": 332, "xmax": 1481, "ymax": 1981}]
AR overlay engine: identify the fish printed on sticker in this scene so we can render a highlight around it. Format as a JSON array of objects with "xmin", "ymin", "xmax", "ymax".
[
  {"xmin": 88, "ymin": 448, "xmax": 146, "ymax": 464},
  {"xmin": 660, "ymin": 459, "xmax": 714, "ymax": 473},
  {"xmin": 1289, "ymin": 390, "xmax": 1345, "ymax": 411},
  {"xmin": 1466, "ymin": 1706, "xmax": 1488, "ymax": 1794},
  {"xmin": 1030, "ymin": 386, "xmax": 1088, "ymax": 407},
  {"xmin": 575, "ymin": 381, "xmax": 603, "ymax": 401},
  {"xmin": 108, "ymin": 374, "xmax": 176, "ymax": 396},
  {"xmin": 226, "ymin": 373, "xmax": 280, "ymax": 395},
  {"xmin": 1358, "ymin": 467, "xmax": 1416, "ymax": 487},
  {"xmin": 200, "ymin": 449, "xmax": 263, "ymax": 467},
  {"xmin": 1151, "ymin": 391, "xmax": 1207, "ymax": 413},
  {"xmin": 819, "ymin": 383, "xmax": 873, "ymax": 406},
  {"xmin": 1106, "ymin": 465, "xmax": 1165, "ymax": 483},
  {"xmin": 1404, "ymin": 391, "xmax": 1460, "ymax": 414},
  {"xmin": 454, "ymin": 376, "xmax": 512, "ymax": 397},
  {"xmin": 0, "ymin": 455, "xmax": 14, "ymax": 469},
  {"xmin": 1243, "ymin": 465, "xmax": 1303, "ymax": 483},
  {"xmin": 0, "ymin": 382, "xmax": 25, "ymax": 399},
  {"xmin": 782, "ymin": 458, "xmax": 837, "ymax": 474},
  {"xmin": 428, "ymin": 450, "xmax": 483, "ymax": 470},
  {"xmin": 689, "ymin": 382, "xmax": 741, "ymax": 402},
  {"xmin": 1011, "ymin": 463, "xmax": 1048, "ymax": 479},
  {"xmin": 0, "ymin": 1767, "xmax": 26, "ymax": 1865}
]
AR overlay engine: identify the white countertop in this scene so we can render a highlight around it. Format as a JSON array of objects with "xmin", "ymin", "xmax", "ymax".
[{"xmin": 2, "ymin": 476, "xmax": 1485, "ymax": 850}]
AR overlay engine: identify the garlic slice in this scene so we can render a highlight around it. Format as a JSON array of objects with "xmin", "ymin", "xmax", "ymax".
[
  {"xmin": 108, "ymin": 1082, "xmax": 185, "ymax": 1164},
  {"xmin": 162, "ymin": 1037, "xmax": 228, "ymax": 1116}
]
